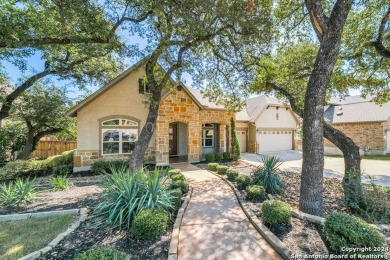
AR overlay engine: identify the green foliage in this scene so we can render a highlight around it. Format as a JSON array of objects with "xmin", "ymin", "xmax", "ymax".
[
  {"xmin": 236, "ymin": 175, "xmax": 251, "ymax": 190},
  {"xmin": 360, "ymin": 183, "xmax": 390, "ymax": 223},
  {"xmin": 170, "ymin": 174, "xmax": 185, "ymax": 182},
  {"xmin": 74, "ymin": 247, "xmax": 127, "ymax": 260},
  {"xmin": 230, "ymin": 118, "xmax": 241, "ymax": 161},
  {"xmin": 323, "ymin": 213, "xmax": 383, "ymax": 255},
  {"xmin": 168, "ymin": 169, "xmax": 181, "ymax": 177},
  {"xmin": 94, "ymin": 167, "xmax": 174, "ymax": 230},
  {"xmin": 261, "ymin": 200, "xmax": 291, "ymax": 225},
  {"xmin": 246, "ymin": 185, "xmax": 265, "ymax": 201},
  {"xmin": 0, "ymin": 159, "xmax": 47, "ymax": 180},
  {"xmin": 207, "ymin": 163, "xmax": 219, "ymax": 171},
  {"xmin": 0, "ymin": 121, "xmax": 26, "ymax": 161},
  {"xmin": 214, "ymin": 153, "xmax": 223, "ymax": 162},
  {"xmin": 132, "ymin": 209, "xmax": 169, "ymax": 240},
  {"xmin": 171, "ymin": 188, "xmax": 183, "ymax": 209},
  {"xmin": 223, "ymin": 152, "xmax": 230, "ymax": 161},
  {"xmin": 0, "ymin": 178, "xmax": 37, "ymax": 207},
  {"xmin": 251, "ymin": 156, "xmax": 283, "ymax": 194},
  {"xmin": 46, "ymin": 150, "xmax": 74, "ymax": 168},
  {"xmin": 170, "ymin": 179, "xmax": 189, "ymax": 193},
  {"xmin": 50, "ymin": 176, "xmax": 70, "ymax": 191},
  {"xmin": 216, "ymin": 165, "xmax": 228, "ymax": 175},
  {"xmin": 91, "ymin": 160, "xmax": 128, "ymax": 174},
  {"xmin": 205, "ymin": 153, "xmax": 215, "ymax": 162},
  {"xmin": 226, "ymin": 167, "xmax": 239, "ymax": 181},
  {"xmin": 52, "ymin": 164, "xmax": 73, "ymax": 176}
]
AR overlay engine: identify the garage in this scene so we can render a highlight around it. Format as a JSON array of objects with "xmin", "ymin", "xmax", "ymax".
[
  {"xmin": 257, "ymin": 130, "xmax": 293, "ymax": 153},
  {"xmin": 236, "ymin": 130, "xmax": 247, "ymax": 153}
]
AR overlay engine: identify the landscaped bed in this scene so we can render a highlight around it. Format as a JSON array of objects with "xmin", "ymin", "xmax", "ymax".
[
  {"xmin": 202, "ymin": 159, "xmax": 390, "ymax": 259},
  {"xmin": 0, "ymin": 215, "xmax": 75, "ymax": 260}
]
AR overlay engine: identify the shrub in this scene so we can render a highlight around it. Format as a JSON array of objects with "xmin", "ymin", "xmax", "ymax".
[
  {"xmin": 246, "ymin": 185, "xmax": 265, "ymax": 201},
  {"xmin": 171, "ymin": 188, "xmax": 183, "ymax": 208},
  {"xmin": 91, "ymin": 160, "xmax": 128, "ymax": 174},
  {"xmin": 168, "ymin": 169, "xmax": 181, "ymax": 177},
  {"xmin": 0, "ymin": 160, "xmax": 47, "ymax": 180},
  {"xmin": 46, "ymin": 150, "xmax": 74, "ymax": 168},
  {"xmin": 74, "ymin": 246, "xmax": 126, "ymax": 260},
  {"xmin": 0, "ymin": 178, "xmax": 37, "ymax": 207},
  {"xmin": 251, "ymin": 156, "xmax": 283, "ymax": 194},
  {"xmin": 205, "ymin": 153, "xmax": 215, "ymax": 162},
  {"xmin": 170, "ymin": 179, "xmax": 189, "ymax": 193},
  {"xmin": 261, "ymin": 200, "xmax": 291, "ymax": 225},
  {"xmin": 226, "ymin": 167, "xmax": 239, "ymax": 181},
  {"xmin": 132, "ymin": 209, "xmax": 169, "ymax": 240},
  {"xmin": 216, "ymin": 165, "xmax": 228, "ymax": 175},
  {"xmin": 207, "ymin": 163, "xmax": 219, "ymax": 171},
  {"xmin": 230, "ymin": 118, "xmax": 241, "ymax": 161},
  {"xmin": 223, "ymin": 152, "xmax": 230, "ymax": 161},
  {"xmin": 323, "ymin": 213, "xmax": 383, "ymax": 255},
  {"xmin": 52, "ymin": 164, "xmax": 73, "ymax": 176},
  {"xmin": 214, "ymin": 152, "xmax": 223, "ymax": 162},
  {"xmin": 235, "ymin": 174, "xmax": 251, "ymax": 190},
  {"xmin": 170, "ymin": 174, "xmax": 185, "ymax": 182},
  {"xmin": 50, "ymin": 175, "xmax": 70, "ymax": 190},
  {"xmin": 360, "ymin": 182, "xmax": 390, "ymax": 223},
  {"xmin": 94, "ymin": 167, "xmax": 175, "ymax": 230}
]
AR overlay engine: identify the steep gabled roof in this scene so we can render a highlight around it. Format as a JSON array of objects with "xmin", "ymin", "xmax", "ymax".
[
  {"xmin": 236, "ymin": 95, "xmax": 284, "ymax": 122},
  {"xmin": 325, "ymin": 95, "xmax": 390, "ymax": 124},
  {"xmin": 186, "ymin": 87, "xmax": 226, "ymax": 110}
]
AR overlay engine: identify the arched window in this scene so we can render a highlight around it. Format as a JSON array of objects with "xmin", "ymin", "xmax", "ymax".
[{"xmin": 100, "ymin": 117, "xmax": 139, "ymax": 155}]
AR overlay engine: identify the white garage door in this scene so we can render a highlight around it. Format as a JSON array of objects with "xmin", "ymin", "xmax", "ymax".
[
  {"xmin": 258, "ymin": 130, "xmax": 292, "ymax": 153},
  {"xmin": 236, "ymin": 130, "xmax": 247, "ymax": 153}
]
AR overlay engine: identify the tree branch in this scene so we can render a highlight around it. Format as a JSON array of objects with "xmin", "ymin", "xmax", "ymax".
[
  {"xmin": 370, "ymin": 6, "xmax": 390, "ymax": 58},
  {"xmin": 305, "ymin": 0, "xmax": 328, "ymax": 40}
]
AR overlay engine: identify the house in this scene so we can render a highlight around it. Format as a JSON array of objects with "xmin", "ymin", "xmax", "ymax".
[
  {"xmin": 324, "ymin": 95, "xmax": 390, "ymax": 155},
  {"xmin": 67, "ymin": 61, "xmax": 233, "ymax": 170},
  {"xmin": 235, "ymin": 96, "xmax": 299, "ymax": 153}
]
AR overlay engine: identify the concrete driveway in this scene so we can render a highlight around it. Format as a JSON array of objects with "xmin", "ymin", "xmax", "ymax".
[{"xmin": 241, "ymin": 151, "xmax": 390, "ymax": 187}]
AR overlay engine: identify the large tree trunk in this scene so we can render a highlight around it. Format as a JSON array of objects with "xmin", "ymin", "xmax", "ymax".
[
  {"xmin": 17, "ymin": 131, "xmax": 34, "ymax": 160},
  {"xmin": 300, "ymin": 0, "xmax": 353, "ymax": 216}
]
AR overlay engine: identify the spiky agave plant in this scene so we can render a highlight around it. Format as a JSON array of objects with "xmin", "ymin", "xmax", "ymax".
[
  {"xmin": 251, "ymin": 155, "xmax": 284, "ymax": 194},
  {"xmin": 0, "ymin": 178, "xmax": 37, "ymax": 207},
  {"xmin": 94, "ymin": 165, "xmax": 174, "ymax": 230}
]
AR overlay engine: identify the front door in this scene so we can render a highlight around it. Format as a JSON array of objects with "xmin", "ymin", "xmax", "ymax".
[{"xmin": 169, "ymin": 123, "xmax": 178, "ymax": 155}]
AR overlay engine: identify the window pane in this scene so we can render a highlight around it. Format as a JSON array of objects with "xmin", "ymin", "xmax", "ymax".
[
  {"xmin": 122, "ymin": 142, "xmax": 135, "ymax": 153},
  {"xmin": 205, "ymin": 139, "xmax": 213, "ymax": 147},
  {"xmin": 103, "ymin": 143, "xmax": 119, "ymax": 154},
  {"xmin": 103, "ymin": 130, "xmax": 119, "ymax": 141},
  {"xmin": 122, "ymin": 129, "xmax": 138, "ymax": 142},
  {"xmin": 102, "ymin": 119, "xmax": 120, "ymax": 126},
  {"xmin": 205, "ymin": 130, "xmax": 214, "ymax": 138},
  {"xmin": 122, "ymin": 120, "xmax": 138, "ymax": 126}
]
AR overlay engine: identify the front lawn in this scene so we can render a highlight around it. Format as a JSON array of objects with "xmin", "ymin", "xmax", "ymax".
[
  {"xmin": 0, "ymin": 215, "xmax": 75, "ymax": 260},
  {"xmin": 326, "ymin": 154, "xmax": 390, "ymax": 161}
]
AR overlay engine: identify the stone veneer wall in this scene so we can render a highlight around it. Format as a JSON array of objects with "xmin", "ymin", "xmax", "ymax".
[
  {"xmin": 324, "ymin": 122, "xmax": 386, "ymax": 154},
  {"xmin": 155, "ymin": 89, "xmax": 233, "ymax": 165}
]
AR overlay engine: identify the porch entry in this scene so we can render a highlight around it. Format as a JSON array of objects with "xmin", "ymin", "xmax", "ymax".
[{"xmin": 169, "ymin": 122, "xmax": 188, "ymax": 163}]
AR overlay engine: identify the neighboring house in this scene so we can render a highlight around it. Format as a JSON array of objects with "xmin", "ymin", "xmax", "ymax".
[
  {"xmin": 235, "ymin": 96, "xmax": 299, "ymax": 153},
  {"xmin": 67, "ymin": 61, "xmax": 233, "ymax": 170},
  {"xmin": 324, "ymin": 95, "xmax": 390, "ymax": 155}
]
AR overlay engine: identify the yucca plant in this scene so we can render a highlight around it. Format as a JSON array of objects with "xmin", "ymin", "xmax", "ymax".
[
  {"xmin": 94, "ymin": 165, "xmax": 175, "ymax": 230},
  {"xmin": 50, "ymin": 175, "xmax": 70, "ymax": 190},
  {"xmin": 0, "ymin": 178, "xmax": 37, "ymax": 207},
  {"xmin": 251, "ymin": 155, "xmax": 284, "ymax": 194}
]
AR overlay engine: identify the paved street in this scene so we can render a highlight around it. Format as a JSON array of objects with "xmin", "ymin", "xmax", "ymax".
[{"xmin": 241, "ymin": 151, "xmax": 390, "ymax": 187}]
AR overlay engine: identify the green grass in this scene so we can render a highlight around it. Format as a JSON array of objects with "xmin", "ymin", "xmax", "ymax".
[
  {"xmin": 326, "ymin": 154, "xmax": 390, "ymax": 161},
  {"xmin": 0, "ymin": 215, "xmax": 75, "ymax": 260}
]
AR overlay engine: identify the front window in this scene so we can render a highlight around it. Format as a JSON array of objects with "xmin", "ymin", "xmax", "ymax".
[
  {"xmin": 202, "ymin": 124, "xmax": 214, "ymax": 147},
  {"xmin": 101, "ymin": 118, "xmax": 139, "ymax": 155}
]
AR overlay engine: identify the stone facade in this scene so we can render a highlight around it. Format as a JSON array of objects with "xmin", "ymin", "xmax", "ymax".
[
  {"xmin": 324, "ymin": 122, "xmax": 387, "ymax": 155},
  {"xmin": 155, "ymin": 88, "xmax": 233, "ymax": 165}
]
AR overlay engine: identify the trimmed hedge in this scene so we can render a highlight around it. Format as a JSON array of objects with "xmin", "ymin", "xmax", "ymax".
[
  {"xmin": 226, "ymin": 167, "xmax": 239, "ymax": 181},
  {"xmin": 91, "ymin": 160, "xmax": 128, "ymax": 174},
  {"xmin": 246, "ymin": 185, "xmax": 265, "ymax": 201},
  {"xmin": 223, "ymin": 152, "xmax": 230, "ymax": 161},
  {"xmin": 208, "ymin": 163, "xmax": 219, "ymax": 171},
  {"xmin": 205, "ymin": 153, "xmax": 215, "ymax": 162},
  {"xmin": 261, "ymin": 200, "xmax": 291, "ymax": 225},
  {"xmin": 168, "ymin": 169, "xmax": 181, "ymax": 177},
  {"xmin": 235, "ymin": 174, "xmax": 251, "ymax": 190},
  {"xmin": 214, "ymin": 153, "xmax": 223, "ymax": 162},
  {"xmin": 170, "ymin": 174, "xmax": 185, "ymax": 182},
  {"xmin": 170, "ymin": 179, "xmax": 189, "ymax": 193},
  {"xmin": 323, "ymin": 213, "xmax": 383, "ymax": 255},
  {"xmin": 216, "ymin": 165, "xmax": 228, "ymax": 175},
  {"xmin": 74, "ymin": 246, "xmax": 126, "ymax": 260},
  {"xmin": 171, "ymin": 188, "xmax": 183, "ymax": 209},
  {"xmin": 132, "ymin": 209, "xmax": 169, "ymax": 240}
]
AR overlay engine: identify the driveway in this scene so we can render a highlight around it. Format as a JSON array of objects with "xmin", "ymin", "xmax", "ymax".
[{"xmin": 241, "ymin": 151, "xmax": 390, "ymax": 187}]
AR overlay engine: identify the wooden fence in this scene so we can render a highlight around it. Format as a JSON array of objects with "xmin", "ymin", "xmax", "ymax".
[{"xmin": 31, "ymin": 141, "xmax": 77, "ymax": 159}]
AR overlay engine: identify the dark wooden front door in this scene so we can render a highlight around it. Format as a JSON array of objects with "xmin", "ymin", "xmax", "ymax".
[{"xmin": 169, "ymin": 123, "xmax": 178, "ymax": 155}]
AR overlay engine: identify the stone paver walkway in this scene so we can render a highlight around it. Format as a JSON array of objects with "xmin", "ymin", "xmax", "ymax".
[{"xmin": 172, "ymin": 163, "xmax": 282, "ymax": 260}]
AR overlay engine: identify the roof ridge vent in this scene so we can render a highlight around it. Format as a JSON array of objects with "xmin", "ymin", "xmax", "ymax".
[{"xmin": 336, "ymin": 111, "xmax": 343, "ymax": 116}]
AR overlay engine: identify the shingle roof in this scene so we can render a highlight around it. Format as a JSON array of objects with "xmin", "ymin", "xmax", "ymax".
[
  {"xmin": 325, "ymin": 95, "xmax": 390, "ymax": 124},
  {"xmin": 236, "ymin": 95, "xmax": 284, "ymax": 122},
  {"xmin": 186, "ymin": 87, "xmax": 225, "ymax": 109}
]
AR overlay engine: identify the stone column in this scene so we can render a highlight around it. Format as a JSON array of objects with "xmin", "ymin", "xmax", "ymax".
[
  {"xmin": 155, "ymin": 121, "xmax": 169, "ymax": 165},
  {"xmin": 219, "ymin": 124, "xmax": 226, "ymax": 153},
  {"xmin": 188, "ymin": 120, "xmax": 201, "ymax": 162}
]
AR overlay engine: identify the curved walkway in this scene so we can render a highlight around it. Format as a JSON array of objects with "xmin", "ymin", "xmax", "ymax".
[{"xmin": 172, "ymin": 163, "xmax": 281, "ymax": 260}]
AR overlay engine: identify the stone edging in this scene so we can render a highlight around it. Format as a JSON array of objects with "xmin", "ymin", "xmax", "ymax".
[
  {"xmin": 168, "ymin": 187, "xmax": 193, "ymax": 260},
  {"xmin": 2, "ymin": 208, "xmax": 88, "ymax": 260},
  {"xmin": 208, "ymin": 171, "xmax": 292, "ymax": 260}
]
